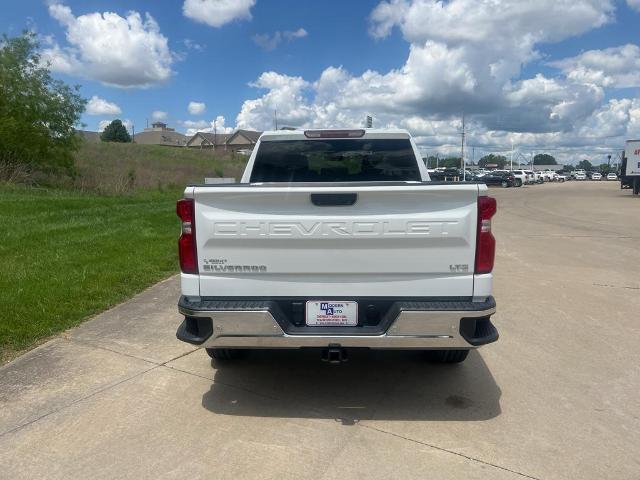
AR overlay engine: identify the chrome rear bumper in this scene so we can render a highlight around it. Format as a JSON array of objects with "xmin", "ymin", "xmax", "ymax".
[{"xmin": 177, "ymin": 297, "xmax": 498, "ymax": 350}]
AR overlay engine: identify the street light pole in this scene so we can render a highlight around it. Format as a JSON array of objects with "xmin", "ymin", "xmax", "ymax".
[
  {"xmin": 510, "ymin": 140, "xmax": 514, "ymax": 171},
  {"xmin": 460, "ymin": 114, "xmax": 466, "ymax": 181}
]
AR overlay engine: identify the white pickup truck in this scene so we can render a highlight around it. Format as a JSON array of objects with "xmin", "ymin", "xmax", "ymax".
[{"xmin": 176, "ymin": 129, "xmax": 498, "ymax": 364}]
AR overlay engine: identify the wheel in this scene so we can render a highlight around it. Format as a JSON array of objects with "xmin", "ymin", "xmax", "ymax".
[
  {"xmin": 515, "ymin": 179, "xmax": 522, "ymax": 187},
  {"xmin": 501, "ymin": 181, "xmax": 509, "ymax": 188},
  {"xmin": 425, "ymin": 350, "xmax": 469, "ymax": 363},
  {"xmin": 634, "ymin": 178, "xmax": 640, "ymax": 195},
  {"xmin": 205, "ymin": 348, "xmax": 244, "ymax": 360}
]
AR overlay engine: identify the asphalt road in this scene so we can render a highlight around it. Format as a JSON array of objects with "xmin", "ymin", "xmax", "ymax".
[{"xmin": 1, "ymin": 181, "xmax": 639, "ymax": 480}]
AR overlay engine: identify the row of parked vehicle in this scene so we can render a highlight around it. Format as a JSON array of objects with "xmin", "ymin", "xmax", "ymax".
[
  {"xmin": 477, "ymin": 169, "xmax": 563, "ymax": 187},
  {"xmin": 427, "ymin": 167, "xmax": 618, "ymax": 187},
  {"xmin": 570, "ymin": 169, "xmax": 618, "ymax": 181}
]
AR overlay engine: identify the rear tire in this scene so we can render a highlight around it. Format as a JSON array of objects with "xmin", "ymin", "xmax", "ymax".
[
  {"xmin": 425, "ymin": 349, "xmax": 469, "ymax": 363},
  {"xmin": 501, "ymin": 181, "xmax": 509, "ymax": 188},
  {"xmin": 205, "ymin": 348, "xmax": 244, "ymax": 360},
  {"xmin": 515, "ymin": 179, "xmax": 522, "ymax": 187}
]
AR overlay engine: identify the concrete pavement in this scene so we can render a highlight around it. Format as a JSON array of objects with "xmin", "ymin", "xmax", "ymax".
[{"xmin": 1, "ymin": 181, "xmax": 639, "ymax": 479}]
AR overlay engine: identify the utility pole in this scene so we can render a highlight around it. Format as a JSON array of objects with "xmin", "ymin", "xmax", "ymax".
[
  {"xmin": 132, "ymin": 124, "xmax": 135, "ymax": 143},
  {"xmin": 460, "ymin": 113, "xmax": 466, "ymax": 181},
  {"xmin": 436, "ymin": 153, "xmax": 439, "ymax": 169},
  {"xmin": 510, "ymin": 140, "xmax": 514, "ymax": 171},
  {"xmin": 274, "ymin": 109, "xmax": 278, "ymax": 130}
]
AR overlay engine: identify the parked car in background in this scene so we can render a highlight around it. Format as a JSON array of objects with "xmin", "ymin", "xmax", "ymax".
[
  {"xmin": 523, "ymin": 170, "xmax": 536, "ymax": 184},
  {"xmin": 509, "ymin": 170, "xmax": 527, "ymax": 187},
  {"xmin": 556, "ymin": 173, "xmax": 567, "ymax": 182},
  {"xmin": 607, "ymin": 172, "xmax": 618, "ymax": 181},
  {"xmin": 531, "ymin": 171, "xmax": 544, "ymax": 183},
  {"xmin": 546, "ymin": 170, "xmax": 559, "ymax": 181},
  {"xmin": 429, "ymin": 167, "xmax": 462, "ymax": 182},
  {"xmin": 537, "ymin": 170, "xmax": 551, "ymax": 182},
  {"xmin": 591, "ymin": 172, "xmax": 602, "ymax": 180},
  {"xmin": 574, "ymin": 169, "xmax": 587, "ymax": 180},
  {"xmin": 480, "ymin": 171, "xmax": 517, "ymax": 187}
]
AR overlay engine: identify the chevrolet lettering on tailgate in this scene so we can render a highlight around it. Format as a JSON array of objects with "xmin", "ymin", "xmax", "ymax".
[{"xmin": 210, "ymin": 220, "xmax": 461, "ymax": 237}]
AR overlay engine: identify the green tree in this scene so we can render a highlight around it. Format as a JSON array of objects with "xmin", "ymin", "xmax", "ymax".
[
  {"xmin": 576, "ymin": 160, "xmax": 593, "ymax": 171},
  {"xmin": 533, "ymin": 153, "xmax": 557, "ymax": 165},
  {"xmin": 478, "ymin": 154, "xmax": 507, "ymax": 169},
  {"xmin": 100, "ymin": 119, "xmax": 131, "ymax": 143},
  {"xmin": 597, "ymin": 163, "xmax": 612, "ymax": 174},
  {"xmin": 0, "ymin": 32, "xmax": 86, "ymax": 175},
  {"xmin": 424, "ymin": 156, "xmax": 437, "ymax": 168},
  {"xmin": 444, "ymin": 157, "xmax": 461, "ymax": 168}
]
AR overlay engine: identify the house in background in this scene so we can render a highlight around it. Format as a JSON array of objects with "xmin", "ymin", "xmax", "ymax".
[
  {"xmin": 134, "ymin": 122, "xmax": 187, "ymax": 147},
  {"xmin": 186, "ymin": 129, "xmax": 262, "ymax": 153},
  {"xmin": 225, "ymin": 129, "xmax": 262, "ymax": 152},
  {"xmin": 186, "ymin": 132, "xmax": 232, "ymax": 150}
]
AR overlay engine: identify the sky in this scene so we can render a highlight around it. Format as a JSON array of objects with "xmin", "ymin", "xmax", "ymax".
[{"xmin": 3, "ymin": 0, "xmax": 640, "ymax": 164}]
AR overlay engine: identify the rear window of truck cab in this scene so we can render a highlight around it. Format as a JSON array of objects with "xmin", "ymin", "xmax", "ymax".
[{"xmin": 249, "ymin": 138, "xmax": 421, "ymax": 182}]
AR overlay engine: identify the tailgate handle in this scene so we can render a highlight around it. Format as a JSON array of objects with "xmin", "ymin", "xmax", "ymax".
[{"xmin": 310, "ymin": 193, "xmax": 357, "ymax": 206}]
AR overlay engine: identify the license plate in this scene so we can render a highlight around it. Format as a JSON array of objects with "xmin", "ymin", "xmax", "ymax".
[{"xmin": 305, "ymin": 301, "xmax": 358, "ymax": 326}]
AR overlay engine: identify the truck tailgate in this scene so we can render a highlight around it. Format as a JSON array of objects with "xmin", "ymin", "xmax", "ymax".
[{"xmin": 191, "ymin": 183, "xmax": 480, "ymax": 297}]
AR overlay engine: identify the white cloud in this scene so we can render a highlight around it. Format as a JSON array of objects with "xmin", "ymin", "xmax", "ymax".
[
  {"xmin": 183, "ymin": 38, "xmax": 205, "ymax": 51},
  {"xmin": 370, "ymin": 0, "xmax": 613, "ymax": 46},
  {"xmin": 284, "ymin": 28, "xmax": 308, "ymax": 40},
  {"xmin": 39, "ymin": 39, "xmax": 82, "ymax": 74},
  {"xmin": 237, "ymin": 72, "xmax": 313, "ymax": 129},
  {"xmin": 182, "ymin": 119, "xmax": 210, "ymax": 129},
  {"xmin": 627, "ymin": 0, "xmax": 640, "ymax": 12},
  {"xmin": 43, "ymin": 3, "xmax": 173, "ymax": 88},
  {"xmin": 182, "ymin": 0, "xmax": 255, "ymax": 28},
  {"xmin": 253, "ymin": 28, "xmax": 308, "ymax": 51},
  {"xmin": 188, "ymin": 101, "xmax": 206, "ymax": 115},
  {"xmin": 367, "ymin": 0, "xmax": 613, "ymax": 95},
  {"xmin": 184, "ymin": 115, "xmax": 234, "ymax": 137},
  {"xmin": 550, "ymin": 44, "xmax": 640, "ymax": 88},
  {"xmin": 235, "ymin": 0, "xmax": 627, "ymax": 162},
  {"xmin": 98, "ymin": 118, "xmax": 133, "ymax": 132},
  {"xmin": 368, "ymin": 0, "xmax": 409, "ymax": 38},
  {"xmin": 151, "ymin": 110, "xmax": 168, "ymax": 121},
  {"xmin": 86, "ymin": 95, "xmax": 122, "ymax": 115}
]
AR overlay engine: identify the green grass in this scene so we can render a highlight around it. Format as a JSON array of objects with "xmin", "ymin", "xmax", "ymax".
[
  {"xmin": 40, "ymin": 141, "xmax": 248, "ymax": 193},
  {"xmin": 0, "ymin": 184, "xmax": 182, "ymax": 363}
]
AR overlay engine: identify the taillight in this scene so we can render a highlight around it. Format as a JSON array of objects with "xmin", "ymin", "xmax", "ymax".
[
  {"xmin": 475, "ymin": 196, "xmax": 497, "ymax": 274},
  {"xmin": 177, "ymin": 198, "xmax": 197, "ymax": 274}
]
